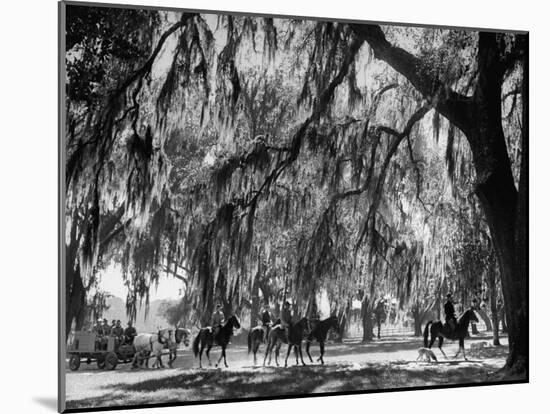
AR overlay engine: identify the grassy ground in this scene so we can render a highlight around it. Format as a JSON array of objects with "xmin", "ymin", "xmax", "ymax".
[{"xmin": 65, "ymin": 334, "xmax": 522, "ymax": 410}]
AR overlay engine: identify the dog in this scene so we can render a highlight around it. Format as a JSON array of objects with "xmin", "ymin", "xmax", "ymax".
[
  {"xmin": 416, "ymin": 347, "xmax": 438, "ymax": 362},
  {"xmin": 469, "ymin": 341, "xmax": 488, "ymax": 351}
]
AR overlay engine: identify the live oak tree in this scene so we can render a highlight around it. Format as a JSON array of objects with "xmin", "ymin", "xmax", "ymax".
[{"xmin": 65, "ymin": 6, "xmax": 526, "ymax": 375}]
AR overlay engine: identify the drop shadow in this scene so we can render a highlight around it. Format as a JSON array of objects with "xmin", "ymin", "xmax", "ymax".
[{"xmin": 33, "ymin": 396, "xmax": 58, "ymax": 412}]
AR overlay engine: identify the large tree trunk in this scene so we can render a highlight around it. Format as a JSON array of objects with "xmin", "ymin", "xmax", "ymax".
[
  {"xmin": 66, "ymin": 262, "xmax": 85, "ymax": 340},
  {"xmin": 334, "ymin": 300, "xmax": 351, "ymax": 343},
  {"xmin": 361, "ymin": 295, "xmax": 374, "ymax": 342},
  {"xmin": 486, "ymin": 257, "xmax": 501, "ymax": 345},
  {"xmin": 351, "ymin": 26, "xmax": 527, "ymax": 374},
  {"xmin": 250, "ymin": 278, "xmax": 260, "ymax": 328},
  {"xmin": 412, "ymin": 306, "xmax": 426, "ymax": 337},
  {"xmin": 472, "ymin": 35, "xmax": 527, "ymax": 373}
]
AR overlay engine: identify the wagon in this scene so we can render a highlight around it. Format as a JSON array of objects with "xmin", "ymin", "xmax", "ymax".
[{"xmin": 67, "ymin": 331, "xmax": 136, "ymax": 371}]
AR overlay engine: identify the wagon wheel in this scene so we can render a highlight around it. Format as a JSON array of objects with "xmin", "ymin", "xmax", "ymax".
[
  {"xmin": 104, "ymin": 352, "xmax": 118, "ymax": 370},
  {"xmin": 97, "ymin": 356, "xmax": 106, "ymax": 369},
  {"xmin": 69, "ymin": 355, "xmax": 80, "ymax": 371}
]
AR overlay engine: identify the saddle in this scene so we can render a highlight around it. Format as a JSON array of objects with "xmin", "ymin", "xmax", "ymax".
[
  {"xmin": 444, "ymin": 319, "xmax": 457, "ymax": 337},
  {"xmin": 208, "ymin": 325, "xmax": 222, "ymax": 345}
]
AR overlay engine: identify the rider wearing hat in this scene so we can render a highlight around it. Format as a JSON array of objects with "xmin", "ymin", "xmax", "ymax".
[
  {"xmin": 444, "ymin": 293, "xmax": 457, "ymax": 332},
  {"xmin": 212, "ymin": 303, "xmax": 225, "ymax": 342},
  {"xmin": 260, "ymin": 303, "xmax": 272, "ymax": 342},
  {"xmin": 280, "ymin": 300, "xmax": 292, "ymax": 343}
]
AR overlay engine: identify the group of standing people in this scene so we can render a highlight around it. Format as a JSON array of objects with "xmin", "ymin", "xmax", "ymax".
[{"xmin": 92, "ymin": 318, "xmax": 138, "ymax": 350}]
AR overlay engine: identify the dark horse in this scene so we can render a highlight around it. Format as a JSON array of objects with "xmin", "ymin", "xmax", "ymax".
[
  {"xmin": 305, "ymin": 315, "xmax": 339, "ymax": 364},
  {"xmin": 248, "ymin": 323, "xmax": 271, "ymax": 366},
  {"xmin": 166, "ymin": 327, "xmax": 191, "ymax": 367},
  {"xmin": 423, "ymin": 308, "xmax": 479, "ymax": 360},
  {"xmin": 192, "ymin": 315, "xmax": 241, "ymax": 368},
  {"xmin": 263, "ymin": 318, "xmax": 310, "ymax": 367}
]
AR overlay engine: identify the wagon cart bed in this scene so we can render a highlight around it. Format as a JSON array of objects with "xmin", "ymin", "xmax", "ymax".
[{"xmin": 68, "ymin": 331, "xmax": 136, "ymax": 371}]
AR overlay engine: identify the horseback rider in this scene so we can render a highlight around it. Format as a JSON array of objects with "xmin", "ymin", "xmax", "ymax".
[
  {"xmin": 309, "ymin": 302, "xmax": 320, "ymax": 334},
  {"xmin": 444, "ymin": 293, "xmax": 457, "ymax": 333},
  {"xmin": 124, "ymin": 321, "xmax": 137, "ymax": 345},
  {"xmin": 260, "ymin": 303, "xmax": 272, "ymax": 342},
  {"xmin": 280, "ymin": 300, "xmax": 292, "ymax": 343},
  {"xmin": 212, "ymin": 303, "xmax": 225, "ymax": 343}
]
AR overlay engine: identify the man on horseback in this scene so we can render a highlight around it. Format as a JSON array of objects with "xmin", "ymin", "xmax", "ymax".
[
  {"xmin": 308, "ymin": 302, "xmax": 320, "ymax": 334},
  {"xmin": 444, "ymin": 293, "xmax": 457, "ymax": 334},
  {"xmin": 280, "ymin": 300, "xmax": 292, "ymax": 343},
  {"xmin": 212, "ymin": 303, "xmax": 225, "ymax": 343},
  {"xmin": 261, "ymin": 303, "xmax": 272, "ymax": 343}
]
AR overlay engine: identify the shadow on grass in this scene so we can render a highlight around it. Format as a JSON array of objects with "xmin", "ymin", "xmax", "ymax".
[{"xmin": 67, "ymin": 359, "xmax": 502, "ymax": 409}]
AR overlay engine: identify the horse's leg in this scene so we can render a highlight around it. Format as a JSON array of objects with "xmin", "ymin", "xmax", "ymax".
[
  {"xmin": 263, "ymin": 340, "xmax": 271, "ymax": 366},
  {"xmin": 170, "ymin": 349, "xmax": 176, "ymax": 367},
  {"xmin": 428, "ymin": 331, "xmax": 436, "ymax": 349},
  {"xmin": 275, "ymin": 342, "xmax": 280, "ymax": 367},
  {"xmin": 158, "ymin": 349, "xmax": 164, "ymax": 368},
  {"xmin": 459, "ymin": 338, "xmax": 467, "ymax": 361},
  {"xmin": 319, "ymin": 341, "xmax": 325, "ymax": 365},
  {"xmin": 298, "ymin": 344, "xmax": 306, "ymax": 366},
  {"xmin": 438, "ymin": 336, "xmax": 448, "ymax": 359},
  {"xmin": 215, "ymin": 345, "xmax": 224, "ymax": 368},
  {"xmin": 198, "ymin": 341, "xmax": 203, "ymax": 369},
  {"xmin": 284, "ymin": 344, "xmax": 293, "ymax": 368},
  {"xmin": 294, "ymin": 346, "xmax": 299, "ymax": 365},
  {"xmin": 206, "ymin": 342, "xmax": 213, "ymax": 366},
  {"xmin": 306, "ymin": 341, "xmax": 314, "ymax": 363},
  {"xmin": 254, "ymin": 341, "xmax": 260, "ymax": 365},
  {"xmin": 223, "ymin": 346, "xmax": 228, "ymax": 368}
]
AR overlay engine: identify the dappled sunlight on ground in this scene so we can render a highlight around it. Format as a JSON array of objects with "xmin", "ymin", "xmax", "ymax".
[{"xmin": 66, "ymin": 334, "xmax": 520, "ymax": 409}]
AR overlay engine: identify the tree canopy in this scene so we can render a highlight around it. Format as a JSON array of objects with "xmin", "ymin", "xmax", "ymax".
[{"xmin": 64, "ymin": 5, "xmax": 527, "ymax": 373}]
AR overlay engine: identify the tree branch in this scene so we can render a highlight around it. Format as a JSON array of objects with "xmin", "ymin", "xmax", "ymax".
[{"xmin": 350, "ymin": 24, "xmax": 474, "ymax": 135}]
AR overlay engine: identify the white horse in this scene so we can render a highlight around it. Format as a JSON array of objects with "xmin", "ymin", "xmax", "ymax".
[{"xmin": 132, "ymin": 329, "xmax": 172, "ymax": 369}]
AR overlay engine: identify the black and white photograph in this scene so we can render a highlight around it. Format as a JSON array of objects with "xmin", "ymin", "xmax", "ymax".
[{"xmin": 59, "ymin": 1, "xmax": 528, "ymax": 411}]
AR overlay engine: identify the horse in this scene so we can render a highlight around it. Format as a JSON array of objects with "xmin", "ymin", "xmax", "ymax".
[
  {"xmin": 248, "ymin": 323, "xmax": 271, "ymax": 365},
  {"xmin": 305, "ymin": 315, "xmax": 339, "ymax": 364},
  {"xmin": 263, "ymin": 317, "xmax": 310, "ymax": 367},
  {"xmin": 423, "ymin": 308, "xmax": 479, "ymax": 360},
  {"xmin": 192, "ymin": 315, "xmax": 241, "ymax": 368},
  {"xmin": 132, "ymin": 329, "xmax": 172, "ymax": 369},
  {"xmin": 165, "ymin": 327, "xmax": 191, "ymax": 367}
]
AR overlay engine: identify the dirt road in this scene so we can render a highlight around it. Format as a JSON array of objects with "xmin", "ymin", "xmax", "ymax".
[{"xmin": 65, "ymin": 335, "xmax": 514, "ymax": 410}]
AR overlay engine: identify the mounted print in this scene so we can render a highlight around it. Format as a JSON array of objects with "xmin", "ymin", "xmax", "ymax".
[{"xmin": 59, "ymin": 1, "xmax": 529, "ymax": 412}]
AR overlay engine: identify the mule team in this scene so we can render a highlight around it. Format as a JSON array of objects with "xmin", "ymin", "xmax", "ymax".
[{"xmin": 129, "ymin": 293, "xmax": 480, "ymax": 370}]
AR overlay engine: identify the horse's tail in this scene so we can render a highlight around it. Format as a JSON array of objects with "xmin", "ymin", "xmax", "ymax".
[
  {"xmin": 192, "ymin": 331, "xmax": 200, "ymax": 357},
  {"xmin": 423, "ymin": 321, "xmax": 433, "ymax": 347}
]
